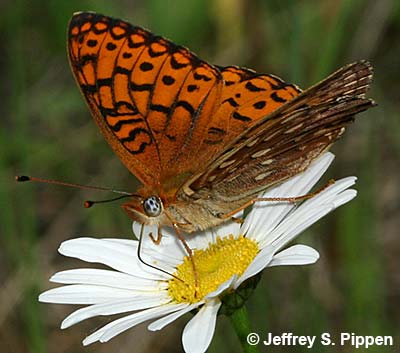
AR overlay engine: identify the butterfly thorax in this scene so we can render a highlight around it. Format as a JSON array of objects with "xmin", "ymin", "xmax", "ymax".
[{"xmin": 121, "ymin": 186, "xmax": 244, "ymax": 233}]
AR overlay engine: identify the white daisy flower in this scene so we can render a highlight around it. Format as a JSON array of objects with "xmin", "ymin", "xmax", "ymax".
[{"xmin": 39, "ymin": 152, "xmax": 357, "ymax": 353}]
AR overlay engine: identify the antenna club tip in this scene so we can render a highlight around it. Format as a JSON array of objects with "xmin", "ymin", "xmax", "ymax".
[
  {"xmin": 15, "ymin": 175, "xmax": 30, "ymax": 182},
  {"xmin": 84, "ymin": 200, "xmax": 94, "ymax": 208}
]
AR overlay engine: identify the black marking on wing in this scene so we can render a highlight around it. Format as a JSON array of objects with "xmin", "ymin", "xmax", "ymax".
[
  {"xmin": 87, "ymin": 39, "xmax": 98, "ymax": 47},
  {"xmin": 150, "ymin": 104, "xmax": 171, "ymax": 114},
  {"xmin": 187, "ymin": 84, "xmax": 198, "ymax": 92},
  {"xmin": 170, "ymin": 55, "xmax": 190, "ymax": 69},
  {"xmin": 80, "ymin": 84, "xmax": 97, "ymax": 94},
  {"xmin": 270, "ymin": 92, "xmax": 287, "ymax": 103},
  {"xmin": 97, "ymin": 78, "xmax": 113, "ymax": 87},
  {"xmin": 80, "ymin": 54, "xmax": 97, "ymax": 67},
  {"xmin": 162, "ymin": 75, "xmax": 175, "ymax": 85},
  {"xmin": 120, "ymin": 128, "xmax": 152, "ymax": 154},
  {"xmin": 194, "ymin": 72, "xmax": 213, "ymax": 81},
  {"xmin": 245, "ymin": 81, "xmax": 265, "ymax": 92},
  {"xmin": 232, "ymin": 111, "xmax": 252, "ymax": 122},
  {"xmin": 222, "ymin": 97, "xmax": 239, "ymax": 107},
  {"xmin": 110, "ymin": 118, "xmax": 143, "ymax": 132},
  {"xmin": 253, "ymin": 101, "xmax": 266, "ymax": 109},
  {"xmin": 129, "ymin": 82, "xmax": 154, "ymax": 92},
  {"xmin": 122, "ymin": 52, "xmax": 132, "ymax": 59},
  {"xmin": 140, "ymin": 62, "xmax": 154, "ymax": 72},
  {"xmin": 106, "ymin": 42, "xmax": 117, "ymax": 51},
  {"xmin": 204, "ymin": 126, "xmax": 226, "ymax": 145},
  {"xmin": 175, "ymin": 100, "xmax": 195, "ymax": 115},
  {"xmin": 115, "ymin": 66, "xmax": 131, "ymax": 75}
]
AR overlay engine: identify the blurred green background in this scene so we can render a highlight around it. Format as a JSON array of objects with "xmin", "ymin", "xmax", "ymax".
[{"xmin": 1, "ymin": 0, "xmax": 399, "ymax": 352}]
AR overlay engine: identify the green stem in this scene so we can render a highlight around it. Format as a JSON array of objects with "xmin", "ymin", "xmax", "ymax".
[{"xmin": 229, "ymin": 305, "xmax": 260, "ymax": 353}]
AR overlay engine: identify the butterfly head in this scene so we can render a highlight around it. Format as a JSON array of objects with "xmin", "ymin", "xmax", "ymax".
[{"xmin": 122, "ymin": 195, "xmax": 166, "ymax": 225}]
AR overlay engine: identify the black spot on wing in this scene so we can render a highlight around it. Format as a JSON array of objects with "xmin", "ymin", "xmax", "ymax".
[
  {"xmin": 194, "ymin": 72, "xmax": 212, "ymax": 81},
  {"xmin": 245, "ymin": 81, "xmax": 265, "ymax": 92},
  {"xmin": 106, "ymin": 42, "xmax": 117, "ymax": 51},
  {"xmin": 253, "ymin": 101, "xmax": 266, "ymax": 109},
  {"xmin": 187, "ymin": 84, "xmax": 198, "ymax": 92},
  {"xmin": 87, "ymin": 39, "xmax": 98, "ymax": 47},
  {"xmin": 162, "ymin": 75, "xmax": 175, "ymax": 85},
  {"xmin": 222, "ymin": 97, "xmax": 239, "ymax": 107},
  {"xmin": 140, "ymin": 62, "xmax": 154, "ymax": 72},
  {"xmin": 233, "ymin": 111, "xmax": 252, "ymax": 122},
  {"xmin": 270, "ymin": 92, "xmax": 287, "ymax": 103}
]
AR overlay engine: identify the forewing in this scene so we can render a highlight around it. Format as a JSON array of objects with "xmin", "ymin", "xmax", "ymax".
[
  {"xmin": 68, "ymin": 12, "xmax": 222, "ymax": 189},
  {"xmin": 187, "ymin": 61, "xmax": 375, "ymax": 202}
]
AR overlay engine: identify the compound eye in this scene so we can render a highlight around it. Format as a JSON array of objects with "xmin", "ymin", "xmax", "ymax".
[{"xmin": 143, "ymin": 196, "xmax": 162, "ymax": 217}]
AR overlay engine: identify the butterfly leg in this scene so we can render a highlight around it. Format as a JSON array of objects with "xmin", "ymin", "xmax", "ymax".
[
  {"xmin": 148, "ymin": 226, "xmax": 163, "ymax": 245},
  {"xmin": 171, "ymin": 222, "xmax": 199, "ymax": 295},
  {"xmin": 231, "ymin": 217, "xmax": 244, "ymax": 224},
  {"xmin": 221, "ymin": 179, "xmax": 335, "ymax": 220}
]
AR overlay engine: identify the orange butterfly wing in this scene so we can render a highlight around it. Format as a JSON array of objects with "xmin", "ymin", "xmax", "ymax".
[
  {"xmin": 68, "ymin": 12, "xmax": 301, "ymax": 195},
  {"xmin": 214, "ymin": 66, "xmax": 300, "ymax": 140},
  {"xmin": 68, "ymin": 13, "xmax": 223, "ymax": 191}
]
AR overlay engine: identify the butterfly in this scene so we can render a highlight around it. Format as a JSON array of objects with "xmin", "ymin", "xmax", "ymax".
[{"xmin": 68, "ymin": 12, "xmax": 375, "ymax": 243}]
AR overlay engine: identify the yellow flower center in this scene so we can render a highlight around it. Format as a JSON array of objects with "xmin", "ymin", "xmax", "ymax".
[{"xmin": 168, "ymin": 235, "xmax": 259, "ymax": 304}]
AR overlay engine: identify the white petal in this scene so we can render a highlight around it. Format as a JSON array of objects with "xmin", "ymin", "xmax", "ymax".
[
  {"xmin": 182, "ymin": 299, "xmax": 221, "ymax": 353},
  {"xmin": 268, "ymin": 245, "xmax": 319, "ymax": 267},
  {"xmin": 62, "ymin": 294, "xmax": 171, "ymax": 329},
  {"xmin": 242, "ymin": 152, "xmax": 334, "ymax": 242},
  {"xmin": 333, "ymin": 189, "xmax": 357, "ymax": 208},
  {"xmin": 65, "ymin": 237, "xmax": 181, "ymax": 283},
  {"xmin": 264, "ymin": 205, "xmax": 334, "ymax": 251},
  {"xmin": 58, "ymin": 238, "xmax": 168, "ymax": 280},
  {"xmin": 261, "ymin": 177, "xmax": 356, "ymax": 251},
  {"xmin": 39, "ymin": 285, "xmax": 138, "ymax": 304},
  {"xmin": 83, "ymin": 303, "xmax": 188, "ymax": 345},
  {"xmin": 234, "ymin": 247, "xmax": 275, "ymax": 289},
  {"xmin": 148, "ymin": 302, "xmax": 202, "ymax": 331},
  {"xmin": 50, "ymin": 268, "xmax": 163, "ymax": 291},
  {"xmin": 188, "ymin": 229, "xmax": 214, "ymax": 250},
  {"xmin": 103, "ymin": 237, "xmax": 183, "ymax": 272}
]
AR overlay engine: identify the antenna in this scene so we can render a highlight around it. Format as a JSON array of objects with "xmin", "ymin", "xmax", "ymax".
[{"xmin": 15, "ymin": 175, "xmax": 141, "ymax": 207}]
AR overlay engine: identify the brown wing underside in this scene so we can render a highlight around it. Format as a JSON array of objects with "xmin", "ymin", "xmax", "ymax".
[
  {"xmin": 68, "ymin": 12, "xmax": 301, "ymax": 193},
  {"xmin": 186, "ymin": 61, "xmax": 375, "ymax": 202}
]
